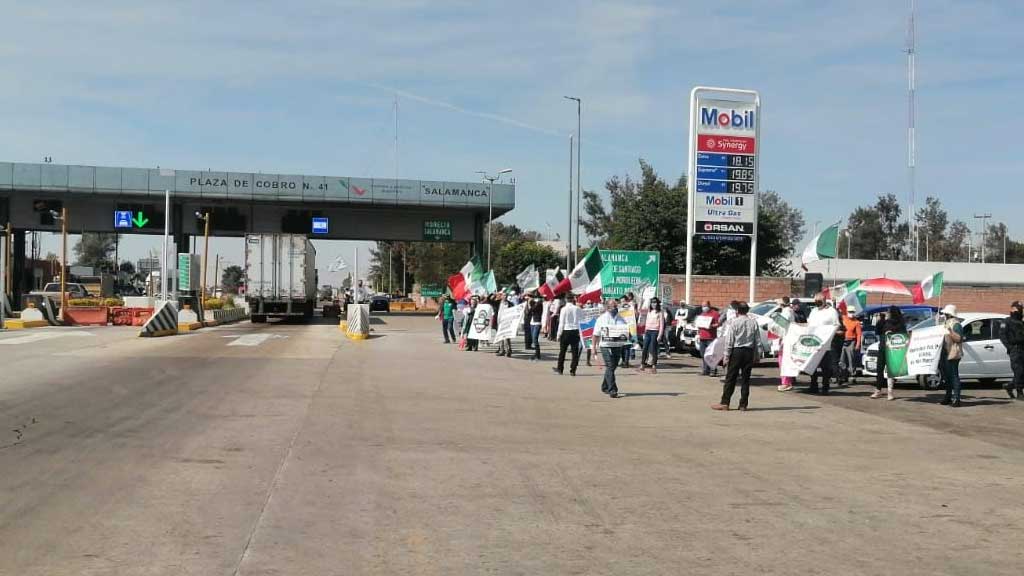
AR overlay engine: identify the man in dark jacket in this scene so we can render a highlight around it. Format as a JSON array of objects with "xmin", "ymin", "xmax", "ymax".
[{"xmin": 999, "ymin": 300, "xmax": 1024, "ymax": 399}]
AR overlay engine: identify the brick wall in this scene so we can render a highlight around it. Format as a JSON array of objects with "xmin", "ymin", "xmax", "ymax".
[
  {"xmin": 659, "ymin": 274, "xmax": 1024, "ymax": 313},
  {"xmin": 660, "ymin": 274, "xmax": 792, "ymax": 307}
]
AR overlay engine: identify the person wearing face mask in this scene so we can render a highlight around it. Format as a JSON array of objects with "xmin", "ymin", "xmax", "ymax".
[
  {"xmin": 639, "ymin": 297, "xmax": 665, "ymax": 373},
  {"xmin": 805, "ymin": 293, "xmax": 841, "ymax": 395},
  {"xmin": 528, "ymin": 294, "xmax": 544, "ymax": 361},
  {"xmin": 697, "ymin": 301, "xmax": 721, "ymax": 377},
  {"xmin": 939, "ymin": 305, "xmax": 965, "ymax": 407},
  {"xmin": 773, "ymin": 297, "xmax": 797, "ymax": 392},
  {"xmin": 999, "ymin": 300, "xmax": 1024, "ymax": 399},
  {"xmin": 593, "ymin": 299, "xmax": 629, "ymax": 398}
]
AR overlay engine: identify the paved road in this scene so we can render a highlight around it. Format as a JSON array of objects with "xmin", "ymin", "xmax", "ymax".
[{"xmin": 1, "ymin": 316, "xmax": 1022, "ymax": 575}]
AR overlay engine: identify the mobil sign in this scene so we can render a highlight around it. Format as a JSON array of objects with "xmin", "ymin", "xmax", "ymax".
[{"xmin": 689, "ymin": 94, "xmax": 759, "ymax": 237}]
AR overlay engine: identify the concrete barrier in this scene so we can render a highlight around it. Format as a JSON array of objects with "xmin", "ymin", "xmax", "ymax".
[
  {"xmin": 345, "ymin": 304, "xmax": 370, "ymax": 340},
  {"xmin": 139, "ymin": 301, "xmax": 178, "ymax": 337},
  {"xmin": 205, "ymin": 307, "xmax": 248, "ymax": 327},
  {"xmin": 178, "ymin": 307, "xmax": 202, "ymax": 331}
]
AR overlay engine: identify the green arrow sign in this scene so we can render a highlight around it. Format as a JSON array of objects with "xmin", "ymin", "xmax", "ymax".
[
  {"xmin": 132, "ymin": 211, "xmax": 149, "ymax": 228},
  {"xmin": 598, "ymin": 249, "xmax": 660, "ymax": 299}
]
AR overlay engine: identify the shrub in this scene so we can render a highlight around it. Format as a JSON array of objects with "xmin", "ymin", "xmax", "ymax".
[
  {"xmin": 102, "ymin": 298, "xmax": 123, "ymax": 307},
  {"xmin": 68, "ymin": 298, "xmax": 102, "ymax": 307},
  {"xmin": 204, "ymin": 298, "xmax": 224, "ymax": 310},
  {"xmin": 222, "ymin": 294, "xmax": 236, "ymax": 309}
]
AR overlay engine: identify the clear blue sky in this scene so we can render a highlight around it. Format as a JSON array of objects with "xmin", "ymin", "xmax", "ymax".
[{"xmin": 3, "ymin": 1, "xmax": 1022, "ymax": 284}]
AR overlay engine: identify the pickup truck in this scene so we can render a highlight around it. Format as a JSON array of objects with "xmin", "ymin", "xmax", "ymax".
[{"xmin": 30, "ymin": 282, "xmax": 91, "ymax": 300}]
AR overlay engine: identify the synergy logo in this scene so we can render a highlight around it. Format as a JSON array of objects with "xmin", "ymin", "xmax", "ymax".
[
  {"xmin": 704, "ymin": 195, "xmax": 744, "ymax": 207},
  {"xmin": 700, "ymin": 107, "xmax": 755, "ymax": 130}
]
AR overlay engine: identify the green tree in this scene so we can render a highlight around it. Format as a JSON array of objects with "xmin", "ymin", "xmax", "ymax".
[
  {"xmin": 221, "ymin": 265, "xmax": 244, "ymax": 293},
  {"xmin": 581, "ymin": 159, "xmax": 803, "ymax": 276},
  {"xmin": 984, "ymin": 222, "xmax": 1024, "ymax": 263},
  {"xmin": 493, "ymin": 240, "xmax": 561, "ymax": 287},
  {"xmin": 843, "ymin": 194, "xmax": 910, "ymax": 260},
  {"xmin": 72, "ymin": 233, "xmax": 116, "ymax": 270},
  {"xmin": 914, "ymin": 196, "xmax": 949, "ymax": 260},
  {"xmin": 946, "ymin": 220, "xmax": 970, "ymax": 262}
]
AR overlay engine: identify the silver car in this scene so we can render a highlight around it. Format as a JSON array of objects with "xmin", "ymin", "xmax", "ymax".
[{"xmin": 862, "ymin": 312, "xmax": 1012, "ymax": 389}]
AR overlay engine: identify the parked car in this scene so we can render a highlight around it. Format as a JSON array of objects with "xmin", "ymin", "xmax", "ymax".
[
  {"xmin": 749, "ymin": 299, "xmax": 813, "ymax": 358},
  {"xmin": 30, "ymin": 282, "xmax": 91, "ymax": 300},
  {"xmin": 369, "ymin": 295, "xmax": 390, "ymax": 313},
  {"xmin": 858, "ymin": 305, "xmax": 938, "ymax": 351},
  {"xmin": 862, "ymin": 312, "xmax": 1012, "ymax": 389},
  {"xmin": 669, "ymin": 304, "xmax": 702, "ymax": 355}
]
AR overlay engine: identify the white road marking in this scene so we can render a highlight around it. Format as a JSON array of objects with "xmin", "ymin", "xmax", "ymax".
[
  {"xmin": 0, "ymin": 332, "xmax": 95, "ymax": 345},
  {"xmin": 223, "ymin": 334, "xmax": 287, "ymax": 347}
]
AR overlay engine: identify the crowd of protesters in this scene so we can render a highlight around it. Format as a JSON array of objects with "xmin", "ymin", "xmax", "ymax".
[{"xmin": 435, "ymin": 289, "xmax": 1024, "ymax": 410}]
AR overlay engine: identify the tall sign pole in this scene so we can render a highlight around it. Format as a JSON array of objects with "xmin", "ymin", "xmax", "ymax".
[{"xmin": 685, "ymin": 87, "xmax": 761, "ymax": 304}]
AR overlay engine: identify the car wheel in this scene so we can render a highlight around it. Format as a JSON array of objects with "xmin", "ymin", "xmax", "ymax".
[{"xmin": 918, "ymin": 373, "xmax": 943, "ymax": 390}]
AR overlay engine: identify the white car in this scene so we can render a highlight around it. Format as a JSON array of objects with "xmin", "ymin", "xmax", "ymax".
[{"xmin": 862, "ymin": 312, "xmax": 1012, "ymax": 389}]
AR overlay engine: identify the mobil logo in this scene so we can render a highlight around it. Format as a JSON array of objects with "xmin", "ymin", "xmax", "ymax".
[
  {"xmin": 700, "ymin": 106, "xmax": 755, "ymax": 130},
  {"xmin": 704, "ymin": 195, "xmax": 744, "ymax": 207}
]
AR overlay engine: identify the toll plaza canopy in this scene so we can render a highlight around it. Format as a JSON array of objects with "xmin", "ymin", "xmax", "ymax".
[{"xmin": 0, "ymin": 161, "xmax": 515, "ymax": 243}]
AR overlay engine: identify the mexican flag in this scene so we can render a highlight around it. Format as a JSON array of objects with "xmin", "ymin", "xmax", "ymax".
[
  {"xmin": 516, "ymin": 264, "xmax": 540, "ymax": 293},
  {"xmin": 884, "ymin": 332, "xmax": 910, "ymax": 378},
  {"xmin": 841, "ymin": 290, "xmax": 868, "ymax": 314},
  {"xmin": 470, "ymin": 270, "xmax": 497, "ymax": 296},
  {"xmin": 912, "ymin": 272, "xmax": 944, "ymax": 304},
  {"xmin": 801, "ymin": 223, "xmax": 839, "ymax": 270},
  {"xmin": 576, "ymin": 273, "xmax": 603, "ymax": 305},
  {"xmin": 538, "ymin": 268, "xmax": 565, "ymax": 299},
  {"xmin": 447, "ymin": 256, "xmax": 481, "ymax": 300},
  {"xmin": 555, "ymin": 247, "xmax": 604, "ymax": 296}
]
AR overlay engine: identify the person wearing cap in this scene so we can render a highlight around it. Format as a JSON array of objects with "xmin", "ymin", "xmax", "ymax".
[
  {"xmin": 999, "ymin": 300, "xmax": 1024, "ymax": 399},
  {"xmin": 938, "ymin": 304, "xmax": 965, "ymax": 407},
  {"xmin": 838, "ymin": 302, "xmax": 862, "ymax": 384},
  {"xmin": 806, "ymin": 293, "xmax": 841, "ymax": 395}
]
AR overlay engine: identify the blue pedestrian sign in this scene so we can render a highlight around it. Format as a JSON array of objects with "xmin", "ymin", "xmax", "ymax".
[
  {"xmin": 114, "ymin": 210, "xmax": 133, "ymax": 229},
  {"xmin": 311, "ymin": 217, "xmax": 329, "ymax": 234}
]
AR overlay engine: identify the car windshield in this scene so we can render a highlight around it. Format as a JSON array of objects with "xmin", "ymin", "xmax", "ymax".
[
  {"xmin": 908, "ymin": 316, "xmax": 939, "ymax": 332},
  {"xmin": 42, "ymin": 283, "xmax": 61, "ymax": 291},
  {"xmin": 749, "ymin": 302, "xmax": 777, "ymax": 316}
]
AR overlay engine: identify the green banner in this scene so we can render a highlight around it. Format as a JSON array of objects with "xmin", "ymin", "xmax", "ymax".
[
  {"xmin": 884, "ymin": 332, "xmax": 910, "ymax": 378},
  {"xmin": 421, "ymin": 285, "xmax": 442, "ymax": 298},
  {"xmin": 423, "ymin": 219, "xmax": 453, "ymax": 241},
  {"xmin": 598, "ymin": 250, "xmax": 660, "ymax": 299},
  {"xmin": 177, "ymin": 253, "xmax": 192, "ymax": 291}
]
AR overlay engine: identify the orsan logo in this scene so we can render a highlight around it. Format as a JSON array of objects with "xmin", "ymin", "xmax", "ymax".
[
  {"xmin": 888, "ymin": 333, "xmax": 909, "ymax": 347},
  {"xmin": 705, "ymin": 195, "xmax": 744, "ymax": 207},
  {"xmin": 700, "ymin": 107, "xmax": 755, "ymax": 130},
  {"xmin": 702, "ymin": 223, "xmax": 745, "ymax": 233}
]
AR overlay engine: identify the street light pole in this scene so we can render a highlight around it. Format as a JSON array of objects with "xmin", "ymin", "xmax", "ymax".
[
  {"xmin": 567, "ymin": 134, "xmax": 573, "ymax": 270},
  {"xmin": 200, "ymin": 211, "xmax": 211, "ymax": 304},
  {"xmin": 974, "ymin": 213, "xmax": 991, "ymax": 264},
  {"xmin": 477, "ymin": 168, "xmax": 512, "ymax": 270},
  {"xmin": 565, "ymin": 96, "xmax": 581, "ymax": 267},
  {"xmin": 59, "ymin": 207, "xmax": 68, "ymax": 321}
]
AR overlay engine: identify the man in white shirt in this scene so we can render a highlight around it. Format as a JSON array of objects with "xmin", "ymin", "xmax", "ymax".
[
  {"xmin": 553, "ymin": 293, "xmax": 581, "ymax": 376},
  {"xmin": 592, "ymin": 299, "xmax": 630, "ymax": 398},
  {"xmin": 806, "ymin": 293, "xmax": 841, "ymax": 395}
]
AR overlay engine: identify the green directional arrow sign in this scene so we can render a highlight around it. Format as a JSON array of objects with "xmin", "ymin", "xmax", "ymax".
[{"xmin": 132, "ymin": 211, "xmax": 149, "ymax": 228}]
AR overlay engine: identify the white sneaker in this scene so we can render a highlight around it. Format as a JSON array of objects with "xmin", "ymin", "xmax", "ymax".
[
  {"xmin": 870, "ymin": 391, "xmax": 882, "ymax": 399},
  {"xmin": 887, "ymin": 394, "xmax": 896, "ymax": 401},
  {"xmin": 777, "ymin": 384, "xmax": 793, "ymax": 392}
]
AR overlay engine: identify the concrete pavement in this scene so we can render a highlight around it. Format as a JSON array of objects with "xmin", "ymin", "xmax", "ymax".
[{"xmin": 1, "ymin": 316, "xmax": 1022, "ymax": 575}]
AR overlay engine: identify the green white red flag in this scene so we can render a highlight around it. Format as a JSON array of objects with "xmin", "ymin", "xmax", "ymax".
[
  {"xmin": 538, "ymin": 268, "xmax": 565, "ymax": 299},
  {"xmin": 912, "ymin": 272, "xmax": 944, "ymax": 304},
  {"xmin": 447, "ymin": 255, "xmax": 481, "ymax": 300},
  {"xmin": 555, "ymin": 247, "xmax": 604, "ymax": 296},
  {"xmin": 576, "ymin": 273, "xmax": 603, "ymax": 305},
  {"xmin": 801, "ymin": 223, "xmax": 839, "ymax": 270}
]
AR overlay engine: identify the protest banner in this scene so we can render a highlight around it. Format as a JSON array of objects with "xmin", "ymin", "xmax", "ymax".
[
  {"xmin": 780, "ymin": 324, "xmax": 837, "ymax": 377},
  {"xmin": 884, "ymin": 332, "xmax": 911, "ymax": 378},
  {"xmin": 494, "ymin": 302, "xmax": 525, "ymax": 341},
  {"xmin": 468, "ymin": 304, "xmax": 495, "ymax": 341},
  {"xmin": 580, "ymin": 307, "xmax": 602, "ymax": 349},
  {"xmin": 907, "ymin": 325, "xmax": 946, "ymax": 376}
]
